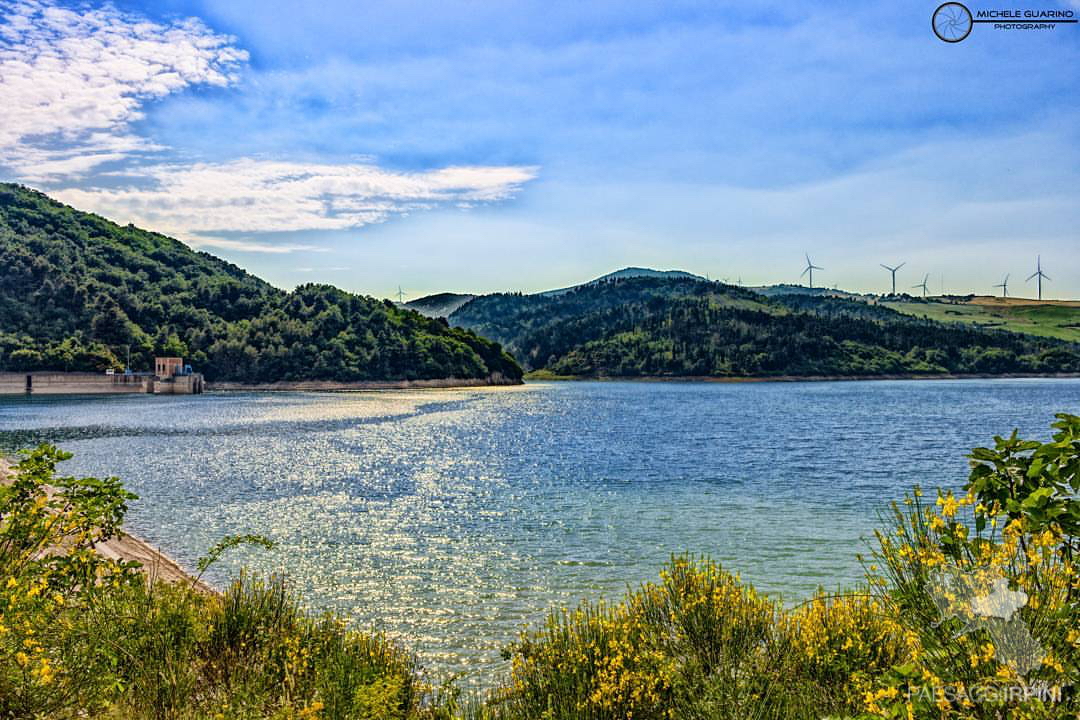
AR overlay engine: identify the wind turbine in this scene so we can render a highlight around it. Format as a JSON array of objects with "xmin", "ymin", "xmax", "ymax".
[
  {"xmin": 1026, "ymin": 256, "xmax": 1050, "ymax": 301},
  {"xmin": 880, "ymin": 262, "xmax": 905, "ymax": 295},
  {"xmin": 993, "ymin": 274, "xmax": 1009, "ymax": 298},
  {"xmin": 801, "ymin": 254, "xmax": 823, "ymax": 290},
  {"xmin": 911, "ymin": 273, "xmax": 930, "ymax": 298},
  {"xmin": 396, "ymin": 285, "xmax": 406, "ymax": 303}
]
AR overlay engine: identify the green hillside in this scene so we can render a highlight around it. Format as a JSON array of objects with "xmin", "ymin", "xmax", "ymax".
[
  {"xmin": 0, "ymin": 184, "xmax": 521, "ymax": 383},
  {"xmin": 449, "ymin": 276, "xmax": 1080, "ymax": 378},
  {"xmin": 884, "ymin": 297, "xmax": 1080, "ymax": 343}
]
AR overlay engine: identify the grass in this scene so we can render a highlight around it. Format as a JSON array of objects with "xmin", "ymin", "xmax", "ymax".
[
  {"xmin": 884, "ymin": 297, "xmax": 1080, "ymax": 343},
  {"xmin": 6, "ymin": 568, "xmax": 447, "ymax": 720}
]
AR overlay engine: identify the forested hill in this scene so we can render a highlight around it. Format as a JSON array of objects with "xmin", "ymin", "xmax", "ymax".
[
  {"xmin": 449, "ymin": 277, "xmax": 1080, "ymax": 377},
  {"xmin": 0, "ymin": 184, "xmax": 521, "ymax": 383}
]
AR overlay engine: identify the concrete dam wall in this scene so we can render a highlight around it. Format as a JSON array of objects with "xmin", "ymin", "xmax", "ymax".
[{"xmin": 0, "ymin": 372, "xmax": 203, "ymax": 395}]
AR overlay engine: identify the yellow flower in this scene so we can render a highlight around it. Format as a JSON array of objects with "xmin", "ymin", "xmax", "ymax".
[
  {"xmin": 937, "ymin": 492, "xmax": 958, "ymax": 519},
  {"xmin": 35, "ymin": 658, "xmax": 54, "ymax": 685}
]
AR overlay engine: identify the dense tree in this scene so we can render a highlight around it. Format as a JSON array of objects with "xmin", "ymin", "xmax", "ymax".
[
  {"xmin": 450, "ymin": 277, "xmax": 1080, "ymax": 378},
  {"xmin": 0, "ymin": 184, "xmax": 521, "ymax": 383}
]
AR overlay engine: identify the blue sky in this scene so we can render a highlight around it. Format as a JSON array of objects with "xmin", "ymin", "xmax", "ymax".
[{"xmin": 1, "ymin": 1, "xmax": 1078, "ymax": 298}]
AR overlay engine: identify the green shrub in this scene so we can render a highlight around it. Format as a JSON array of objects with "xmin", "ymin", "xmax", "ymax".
[
  {"xmin": 0, "ymin": 445, "xmax": 139, "ymax": 718},
  {"xmin": 865, "ymin": 414, "xmax": 1079, "ymax": 718}
]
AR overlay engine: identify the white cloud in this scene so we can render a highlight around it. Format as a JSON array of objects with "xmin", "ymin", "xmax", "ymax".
[
  {"xmin": 51, "ymin": 159, "xmax": 538, "ymax": 250},
  {"xmin": 0, "ymin": 0, "xmax": 246, "ymax": 179},
  {"xmin": 182, "ymin": 236, "xmax": 326, "ymax": 254},
  {"xmin": 0, "ymin": 1, "xmax": 538, "ymax": 253}
]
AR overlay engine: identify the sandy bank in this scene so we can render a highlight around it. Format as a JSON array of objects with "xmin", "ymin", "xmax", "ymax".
[
  {"xmin": 0, "ymin": 457, "xmax": 212, "ymax": 593},
  {"xmin": 206, "ymin": 375, "xmax": 522, "ymax": 392}
]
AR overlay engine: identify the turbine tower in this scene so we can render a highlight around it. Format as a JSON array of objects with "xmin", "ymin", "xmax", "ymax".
[
  {"xmin": 1026, "ymin": 256, "xmax": 1050, "ymax": 301},
  {"xmin": 993, "ymin": 274, "xmax": 1009, "ymax": 298},
  {"xmin": 912, "ymin": 273, "xmax": 930, "ymax": 298},
  {"xmin": 880, "ymin": 262, "xmax": 905, "ymax": 295},
  {"xmin": 801, "ymin": 254, "xmax": 823, "ymax": 290},
  {"xmin": 396, "ymin": 285, "xmax": 406, "ymax": 303}
]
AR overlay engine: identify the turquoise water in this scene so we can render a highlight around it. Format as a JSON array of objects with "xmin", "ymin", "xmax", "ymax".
[{"xmin": 1, "ymin": 378, "xmax": 1078, "ymax": 684}]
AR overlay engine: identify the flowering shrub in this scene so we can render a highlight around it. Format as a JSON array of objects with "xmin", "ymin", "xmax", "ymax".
[
  {"xmin": 487, "ymin": 556, "xmax": 905, "ymax": 720},
  {"xmin": 866, "ymin": 414, "xmax": 1079, "ymax": 719},
  {"xmin": 0, "ymin": 444, "xmax": 139, "ymax": 716},
  {"xmin": 780, "ymin": 589, "xmax": 909, "ymax": 714},
  {"xmin": 496, "ymin": 597, "xmax": 677, "ymax": 719}
]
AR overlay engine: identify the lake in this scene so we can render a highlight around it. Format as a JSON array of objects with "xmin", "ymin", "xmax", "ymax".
[{"xmin": 1, "ymin": 378, "xmax": 1078, "ymax": 685}]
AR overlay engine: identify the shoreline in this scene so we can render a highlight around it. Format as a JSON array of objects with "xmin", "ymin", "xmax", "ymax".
[
  {"xmin": 205, "ymin": 375, "xmax": 522, "ymax": 392},
  {"xmin": 524, "ymin": 371, "xmax": 1080, "ymax": 384},
  {"xmin": 0, "ymin": 456, "xmax": 212, "ymax": 593},
  {"xmin": 1, "ymin": 373, "xmax": 523, "ymax": 396},
  {"xmin": 95, "ymin": 528, "xmax": 214, "ymax": 593}
]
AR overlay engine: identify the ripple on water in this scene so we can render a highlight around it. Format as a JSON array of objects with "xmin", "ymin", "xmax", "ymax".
[{"xmin": 1, "ymin": 379, "xmax": 1078, "ymax": 687}]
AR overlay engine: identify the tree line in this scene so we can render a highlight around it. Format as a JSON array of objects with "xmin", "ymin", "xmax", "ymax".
[{"xmin": 450, "ymin": 277, "xmax": 1080, "ymax": 377}]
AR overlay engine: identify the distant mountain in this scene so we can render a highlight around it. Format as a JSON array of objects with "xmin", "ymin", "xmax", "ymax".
[
  {"xmin": 404, "ymin": 292, "xmax": 476, "ymax": 318},
  {"xmin": 540, "ymin": 266, "xmax": 705, "ymax": 296},
  {"xmin": 448, "ymin": 274, "xmax": 1080, "ymax": 378},
  {"xmin": 407, "ymin": 268, "xmax": 704, "ymax": 312},
  {"xmin": 0, "ymin": 184, "xmax": 522, "ymax": 383}
]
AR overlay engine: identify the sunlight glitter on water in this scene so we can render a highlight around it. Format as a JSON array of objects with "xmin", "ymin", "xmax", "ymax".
[{"xmin": 2, "ymin": 378, "xmax": 1079, "ymax": 686}]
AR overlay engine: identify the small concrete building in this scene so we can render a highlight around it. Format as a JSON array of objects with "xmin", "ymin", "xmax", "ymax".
[
  {"xmin": 155, "ymin": 357, "xmax": 184, "ymax": 378},
  {"xmin": 152, "ymin": 357, "xmax": 203, "ymax": 394}
]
